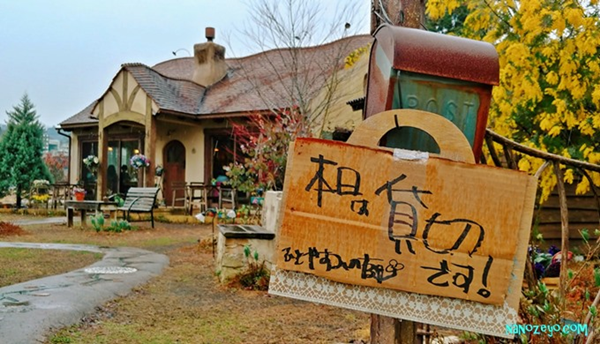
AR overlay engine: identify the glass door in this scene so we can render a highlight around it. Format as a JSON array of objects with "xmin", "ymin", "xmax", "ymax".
[
  {"xmin": 80, "ymin": 141, "xmax": 98, "ymax": 200},
  {"xmin": 107, "ymin": 141, "xmax": 119, "ymax": 195},
  {"xmin": 106, "ymin": 139, "xmax": 140, "ymax": 195}
]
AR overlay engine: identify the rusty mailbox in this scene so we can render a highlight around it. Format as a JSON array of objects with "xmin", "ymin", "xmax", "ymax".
[{"xmin": 364, "ymin": 25, "xmax": 499, "ymax": 159}]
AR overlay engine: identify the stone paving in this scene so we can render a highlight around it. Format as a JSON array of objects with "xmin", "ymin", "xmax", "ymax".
[{"xmin": 0, "ymin": 242, "xmax": 169, "ymax": 344}]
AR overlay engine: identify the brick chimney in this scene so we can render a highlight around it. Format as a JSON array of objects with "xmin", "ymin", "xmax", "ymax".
[{"xmin": 192, "ymin": 27, "xmax": 227, "ymax": 86}]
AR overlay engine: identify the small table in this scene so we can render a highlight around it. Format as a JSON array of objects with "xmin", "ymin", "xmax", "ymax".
[{"xmin": 65, "ymin": 201, "xmax": 118, "ymax": 228}]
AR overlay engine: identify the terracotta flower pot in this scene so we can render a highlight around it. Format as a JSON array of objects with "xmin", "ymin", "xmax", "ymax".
[{"xmin": 74, "ymin": 192, "xmax": 85, "ymax": 201}]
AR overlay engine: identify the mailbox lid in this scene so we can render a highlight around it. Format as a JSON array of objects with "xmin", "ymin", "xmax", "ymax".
[{"xmin": 373, "ymin": 24, "xmax": 499, "ymax": 86}]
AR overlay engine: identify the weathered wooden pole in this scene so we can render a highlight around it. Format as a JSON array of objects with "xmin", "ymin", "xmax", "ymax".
[
  {"xmin": 553, "ymin": 161, "xmax": 570, "ymax": 311},
  {"xmin": 371, "ymin": 0, "xmax": 425, "ymax": 32},
  {"xmin": 369, "ymin": 1, "xmax": 425, "ymax": 343}
]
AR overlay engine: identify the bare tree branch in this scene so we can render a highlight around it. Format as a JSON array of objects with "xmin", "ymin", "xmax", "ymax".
[{"xmin": 229, "ymin": 0, "xmax": 368, "ymax": 137}]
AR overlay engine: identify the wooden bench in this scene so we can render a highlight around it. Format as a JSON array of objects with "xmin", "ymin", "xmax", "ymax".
[{"xmin": 118, "ymin": 187, "xmax": 159, "ymax": 228}]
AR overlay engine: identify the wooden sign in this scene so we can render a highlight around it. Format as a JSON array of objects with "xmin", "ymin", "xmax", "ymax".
[
  {"xmin": 276, "ymin": 137, "xmax": 535, "ymax": 305},
  {"xmin": 270, "ymin": 110, "xmax": 537, "ymax": 337}
]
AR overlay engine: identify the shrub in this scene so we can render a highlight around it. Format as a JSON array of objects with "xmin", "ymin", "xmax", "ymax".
[
  {"xmin": 90, "ymin": 214, "xmax": 133, "ymax": 233},
  {"xmin": 229, "ymin": 244, "xmax": 270, "ymax": 291}
]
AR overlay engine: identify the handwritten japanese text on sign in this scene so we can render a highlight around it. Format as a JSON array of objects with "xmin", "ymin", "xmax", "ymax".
[{"xmin": 276, "ymin": 138, "xmax": 536, "ymax": 305}]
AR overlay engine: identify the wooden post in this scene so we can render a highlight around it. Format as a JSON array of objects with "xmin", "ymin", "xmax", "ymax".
[
  {"xmin": 67, "ymin": 207, "xmax": 74, "ymax": 228},
  {"xmin": 399, "ymin": 320, "xmax": 418, "ymax": 344},
  {"xmin": 553, "ymin": 161, "xmax": 569, "ymax": 309},
  {"xmin": 80, "ymin": 209, "xmax": 88, "ymax": 227},
  {"xmin": 144, "ymin": 95, "xmax": 156, "ymax": 187},
  {"xmin": 98, "ymin": 127, "xmax": 108, "ymax": 200},
  {"xmin": 370, "ymin": 1, "xmax": 425, "ymax": 342}
]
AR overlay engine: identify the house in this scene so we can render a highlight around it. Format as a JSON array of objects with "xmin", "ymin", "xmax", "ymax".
[{"xmin": 58, "ymin": 28, "xmax": 372, "ymax": 204}]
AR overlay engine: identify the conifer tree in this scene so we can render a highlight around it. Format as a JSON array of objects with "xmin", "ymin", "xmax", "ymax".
[{"xmin": 0, "ymin": 94, "xmax": 52, "ymax": 207}]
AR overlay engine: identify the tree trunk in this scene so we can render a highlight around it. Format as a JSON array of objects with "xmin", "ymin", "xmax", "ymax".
[
  {"xmin": 371, "ymin": 0, "xmax": 425, "ymax": 33},
  {"xmin": 16, "ymin": 185, "xmax": 22, "ymax": 209},
  {"xmin": 399, "ymin": 0, "xmax": 425, "ymax": 28}
]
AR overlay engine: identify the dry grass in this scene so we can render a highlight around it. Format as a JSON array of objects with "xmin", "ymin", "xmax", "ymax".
[
  {"xmin": 0, "ymin": 219, "xmax": 202, "ymax": 250},
  {"xmin": 50, "ymin": 243, "xmax": 369, "ymax": 343},
  {"xmin": 54, "ymin": 245, "xmax": 368, "ymax": 343},
  {"xmin": 0, "ymin": 248, "xmax": 102, "ymax": 287},
  {"xmin": 0, "ymin": 219, "xmax": 104, "ymax": 287},
  {"xmin": 0, "ymin": 215, "xmax": 370, "ymax": 343}
]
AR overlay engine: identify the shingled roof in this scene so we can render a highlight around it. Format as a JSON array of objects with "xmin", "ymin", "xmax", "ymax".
[
  {"xmin": 59, "ymin": 101, "xmax": 98, "ymax": 127},
  {"xmin": 120, "ymin": 63, "xmax": 206, "ymax": 114},
  {"xmin": 60, "ymin": 34, "xmax": 372, "ymax": 127}
]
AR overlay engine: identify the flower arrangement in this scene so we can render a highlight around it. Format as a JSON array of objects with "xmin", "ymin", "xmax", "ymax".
[
  {"xmin": 155, "ymin": 165, "xmax": 164, "ymax": 176},
  {"xmin": 532, "ymin": 245, "xmax": 561, "ymax": 279},
  {"xmin": 32, "ymin": 179, "xmax": 50, "ymax": 187},
  {"xmin": 130, "ymin": 154, "xmax": 150, "ymax": 170},
  {"xmin": 72, "ymin": 185, "xmax": 87, "ymax": 200},
  {"xmin": 83, "ymin": 155, "xmax": 99, "ymax": 173},
  {"xmin": 32, "ymin": 194, "xmax": 51, "ymax": 203},
  {"xmin": 73, "ymin": 186, "xmax": 86, "ymax": 194},
  {"xmin": 531, "ymin": 245, "xmax": 578, "ymax": 279}
]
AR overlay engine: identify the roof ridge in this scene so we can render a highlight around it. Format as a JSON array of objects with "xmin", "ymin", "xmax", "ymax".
[
  {"xmin": 121, "ymin": 62, "xmax": 149, "ymax": 68},
  {"xmin": 125, "ymin": 62, "xmax": 206, "ymax": 87},
  {"xmin": 152, "ymin": 57, "xmax": 192, "ymax": 68},
  {"xmin": 124, "ymin": 64, "xmax": 207, "ymax": 115},
  {"xmin": 225, "ymin": 34, "xmax": 372, "ymax": 61}
]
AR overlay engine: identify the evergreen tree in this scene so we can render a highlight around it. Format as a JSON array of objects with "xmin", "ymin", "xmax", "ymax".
[{"xmin": 0, "ymin": 94, "xmax": 52, "ymax": 207}]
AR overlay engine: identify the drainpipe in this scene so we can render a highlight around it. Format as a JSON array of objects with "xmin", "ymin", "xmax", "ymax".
[{"xmin": 55, "ymin": 126, "xmax": 71, "ymax": 184}]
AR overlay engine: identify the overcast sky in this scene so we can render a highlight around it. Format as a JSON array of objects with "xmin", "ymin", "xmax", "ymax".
[{"xmin": 0, "ymin": 0, "xmax": 370, "ymax": 127}]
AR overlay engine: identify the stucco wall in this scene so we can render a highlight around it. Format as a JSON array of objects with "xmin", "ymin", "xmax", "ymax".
[
  {"xmin": 154, "ymin": 119, "xmax": 233, "ymax": 183},
  {"xmin": 94, "ymin": 71, "xmax": 159, "ymax": 123},
  {"xmin": 67, "ymin": 117, "xmax": 233, "ymax": 193},
  {"xmin": 68, "ymin": 133, "xmax": 80, "ymax": 183},
  {"xmin": 310, "ymin": 53, "xmax": 369, "ymax": 135},
  {"xmin": 155, "ymin": 121, "xmax": 204, "ymax": 182},
  {"xmin": 101, "ymin": 72, "xmax": 123, "ymax": 117},
  {"xmin": 130, "ymin": 79, "xmax": 149, "ymax": 115}
]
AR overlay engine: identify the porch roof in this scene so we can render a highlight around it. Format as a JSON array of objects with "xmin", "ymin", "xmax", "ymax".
[{"xmin": 59, "ymin": 101, "xmax": 98, "ymax": 127}]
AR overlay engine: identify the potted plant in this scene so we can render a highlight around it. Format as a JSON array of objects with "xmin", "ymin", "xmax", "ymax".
[
  {"xmin": 73, "ymin": 186, "xmax": 86, "ymax": 201},
  {"xmin": 130, "ymin": 154, "xmax": 150, "ymax": 170},
  {"xmin": 83, "ymin": 155, "xmax": 99, "ymax": 174}
]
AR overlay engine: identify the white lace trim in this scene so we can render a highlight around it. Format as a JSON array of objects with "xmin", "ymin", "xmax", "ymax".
[{"xmin": 269, "ymin": 269, "xmax": 516, "ymax": 339}]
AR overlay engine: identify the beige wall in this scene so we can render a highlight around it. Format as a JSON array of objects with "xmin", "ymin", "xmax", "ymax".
[
  {"xmin": 68, "ymin": 128, "xmax": 99, "ymax": 184},
  {"xmin": 154, "ymin": 118, "xmax": 233, "ymax": 183},
  {"xmin": 68, "ymin": 133, "xmax": 80, "ymax": 184},
  {"xmin": 155, "ymin": 121, "xmax": 205, "ymax": 182},
  {"xmin": 310, "ymin": 54, "xmax": 369, "ymax": 136},
  {"xmin": 93, "ymin": 71, "xmax": 159, "ymax": 123}
]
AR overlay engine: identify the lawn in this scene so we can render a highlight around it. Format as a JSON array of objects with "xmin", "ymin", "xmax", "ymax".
[
  {"xmin": 0, "ymin": 214, "xmax": 370, "ymax": 343},
  {"xmin": 0, "ymin": 247, "xmax": 102, "ymax": 287}
]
